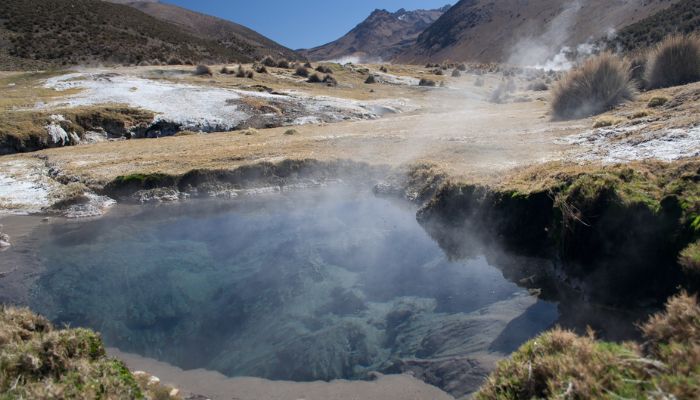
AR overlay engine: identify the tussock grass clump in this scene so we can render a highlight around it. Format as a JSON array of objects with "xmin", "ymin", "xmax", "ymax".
[
  {"xmin": 451, "ymin": 69, "xmax": 461, "ymax": 77},
  {"xmin": 592, "ymin": 116, "xmax": 623, "ymax": 128},
  {"xmin": 679, "ymin": 241, "xmax": 700, "ymax": 276},
  {"xmin": 323, "ymin": 75, "xmax": 338, "ymax": 86},
  {"xmin": 240, "ymin": 128, "xmax": 258, "ymax": 135},
  {"xmin": 284, "ymin": 129, "xmax": 298, "ymax": 135},
  {"xmin": 646, "ymin": 35, "xmax": 700, "ymax": 89},
  {"xmin": 551, "ymin": 53, "xmax": 636, "ymax": 120},
  {"xmin": 294, "ymin": 66, "xmax": 309, "ymax": 77},
  {"xmin": 255, "ymin": 65, "xmax": 268, "ymax": 74},
  {"xmin": 234, "ymin": 65, "xmax": 254, "ymax": 79},
  {"xmin": 0, "ymin": 306, "xmax": 180, "ymax": 399},
  {"xmin": 476, "ymin": 292, "xmax": 700, "ymax": 400},
  {"xmin": 307, "ymin": 73, "xmax": 322, "ymax": 83},
  {"xmin": 261, "ymin": 56, "xmax": 276, "ymax": 67},
  {"xmin": 648, "ymin": 96, "xmax": 669, "ymax": 108},
  {"xmin": 364, "ymin": 75, "xmax": 377, "ymax": 84},
  {"xmin": 527, "ymin": 81, "xmax": 548, "ymax": 91},
  {"xmin": 315, "ymin": 65, "xmax": 333, "ymax": 74},
  {"xmin": 194, "ymin": 64, "xmax": 212, "ymax": 76},
  {"xmin": 379, "ymin": 66, "xmax": 389, "ymax": 73},
  {"xmin": 419, "ymin": 78, "xmax": 436, "ymax": 87},
  {"xmin": 276, "ymin": 59, "xmax": 291, "ymax": 69}
]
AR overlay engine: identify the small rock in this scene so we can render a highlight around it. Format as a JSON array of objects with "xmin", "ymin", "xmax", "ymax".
[
  {"xmin": 169, "ymin": 388, "xmax": 180, "ymax": 397},
  {"xmin": 0, "ymin": 233, "xmax": 10, "ymax": 251},
  {"xmin": 148, "ymin": 375, "xmax": 161, "ymax": 386}
]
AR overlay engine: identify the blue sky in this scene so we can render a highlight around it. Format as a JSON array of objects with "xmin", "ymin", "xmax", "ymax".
[{"xmin": 163, "ymin": 0, "xmax": 452, "ymax": 50}]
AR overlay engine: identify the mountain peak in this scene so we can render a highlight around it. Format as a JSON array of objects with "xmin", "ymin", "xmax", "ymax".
[{"xmin": 302, "ymin": 5, "xmax": 449, "ymax": 62}]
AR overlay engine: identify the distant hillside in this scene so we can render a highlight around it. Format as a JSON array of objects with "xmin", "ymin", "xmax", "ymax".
[
  {"xmin": 301, "ymin": 6, "xmax": 450, "ymax": 62},
  {"xmin": 0, "ymin": 0, "xmax": 297, "ymax": 70},
  {"xmin": 395, "ymin": 0, "xmax": 682, "ymax": 64},
  {"xmin": 606, "ymin": 0, "xmax": 700, "ymax": 53},
  {"xmin": 113, "ymin": 1, "xmax": 300, "ymax": 61}
]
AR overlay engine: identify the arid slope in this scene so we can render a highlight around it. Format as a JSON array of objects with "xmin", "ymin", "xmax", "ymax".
[
  {"xmin": 396, "ymin": 0, "xmax": 682, "ymax": 64},
  {"xmin": 112, "ymin": 0, "xmax": 300, "ymax": 61}
]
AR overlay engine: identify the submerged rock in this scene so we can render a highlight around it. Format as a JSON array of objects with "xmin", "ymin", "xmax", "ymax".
[{"xmin": 0, "ymin": 231, "xmax": 10, "ymax": 250}]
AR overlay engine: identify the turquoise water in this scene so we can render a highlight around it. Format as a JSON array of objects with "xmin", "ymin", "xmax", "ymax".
[{"xmin": 30, "ymin": 187, "xmax": 558, "ymax": 381}]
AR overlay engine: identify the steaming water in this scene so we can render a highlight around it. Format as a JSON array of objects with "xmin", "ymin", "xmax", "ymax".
[{"xmin": 26, "ymin": 187, "xmax": 557, "ymax": 382}]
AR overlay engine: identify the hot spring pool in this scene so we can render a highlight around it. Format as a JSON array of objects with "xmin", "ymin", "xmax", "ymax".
[{"xmin": 16, "ymin": 187, "xmax": 558, "ymax": 383}]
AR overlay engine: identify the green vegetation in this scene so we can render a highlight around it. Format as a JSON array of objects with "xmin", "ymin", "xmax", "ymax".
[
  {"xmin": 0, "ymin": 0, "xmax": 244, "ymax": 70},
  {"xmin": 476, "ymin": 293, "xmax": 700, "ymax": 399},
  {"xmin": 646, "ymin": 34, "xmax": 700, "ymax": 89},
  {"xmin": 607, "ymin": 0, "xmax": 700, "ymax": 53},
  {"xmin": 551, "ymin": 53, "xmax": 636, "ymax": 120},
  {"xmin": 0, "ymin": 306, "xmax": 179, "ymax": 399}
]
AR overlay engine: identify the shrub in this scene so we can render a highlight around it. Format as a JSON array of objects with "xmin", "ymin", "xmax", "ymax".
[
  {"xmin": 303, "ymin": 61, "xmax": 312, "ymax": 68},
  {"xmin": 379, "ymin": 66, "xmax": 388, "ymax": 73},
  {"xmin": 240, "ymin": 128, "xmax": 258, "ymax": 135},
  {"xmin": 262, "ymin": 56, "xmax": 276, "ymax": 67},
  {"xmin": 315, "ymin": 65, "xmax": 333, "ymax": 74},
  {"xmin": 235, "ymin": 65, "xmax": 246, "ymax": 77},
  {"xmin": 323, "ymin": 74, "xmax": 338, "ymax": 86},
  {"xmin": 294, "ymin": 66, "xmax": 309, "ymax": 77},
  {"xmin": 167, "ymin": 57, "xmax": 182, "ymax": 65},
  {"xmin": 194, "ymin": 64, "xmax": 212, "ymax": 76},
  {"xmin": 246, "ymin": 70, "xmax": 254, "ymax": 79},
  {"xmin": 646, "ymin": 35, "xmax": 700, "ymax": 89},
  {"xmin": 364, "ymin": 75, "xmax": 377, "ymax": 84},
  {"xmin": 550, "ymin": 53, "xmax": 636, "ymax": 120},
  {"xmin": 457, "ymin": 63, "xmax": 467, "ymax": 71},
  {"xmin": 433, "ymin": 69, "xmax": 444, "ymax": 76},
  {"xmin": 419, "ymin": 78, "xmax": 436, "ymax": 87},
  {"xmin": 647, "ymin": 96, "xmax": 668, "ymax": 107},
  {"xmin": 220, "ymin": 66, "xmax": 231, "ymax": 74},
  {"xmin": 307, "ymin": 73, "xmax": 322, "ymax": 83},
  {"xmin": 255, "ymin": 65, "xmax": 268, "ymax": 74},
  {"xmin": 451, "ymin": 69, "xmax": 461, "ymax": 77},
  {"xmin": 277, "ymin": 59, "xmax": 290, "ymax": 69},
  {"xmin": 284, "ymin": 129, "xmax": 298, "ymax": 135}
]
